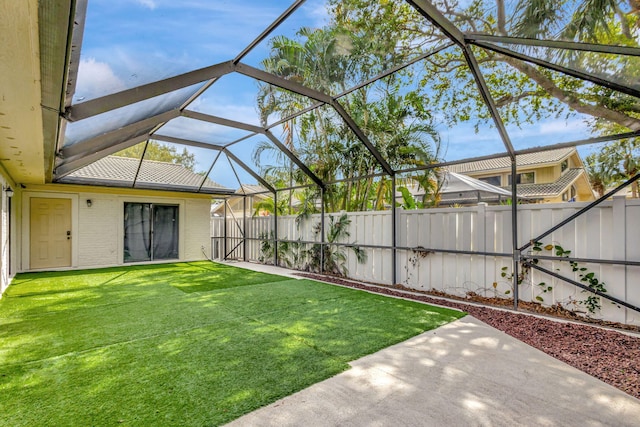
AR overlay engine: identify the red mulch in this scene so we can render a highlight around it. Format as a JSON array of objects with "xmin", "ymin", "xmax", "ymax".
[{"xmin": 297, "ymin": 273, "xmax": 640, "ymax": 400}]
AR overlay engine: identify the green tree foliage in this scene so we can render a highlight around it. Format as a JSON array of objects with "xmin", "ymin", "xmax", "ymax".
[
  {"xmin": 330, "ymin": 0, "xmax": 640, "ymax": 131},
  {"xmin": 256, "ymin": 0, "xmax": 640, "ymax": 204},
  {"xmin": 255, "ymin": 25, "xmax": 442, "ymax": 212},
  {"xmin": 329, "ymin": 0, "xmax": 640, "ymax": 197},
  {"xmin": 584, "ymin": 152, "xmax": 613, "ymax": 197},
  {"xmin": 585, "ymin": 138, "xmax": 640, "ymax": 197},
  {"xmin": 115, "ymin": 140, "xmax": 196, "ymax": 171}
]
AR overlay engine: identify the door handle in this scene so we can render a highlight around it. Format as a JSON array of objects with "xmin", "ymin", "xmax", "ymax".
[{"xmin": 67, "ymin": 230, "xmax": 71, "ymax": 240}]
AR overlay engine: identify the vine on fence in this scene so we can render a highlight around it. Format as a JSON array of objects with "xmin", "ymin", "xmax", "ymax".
[
  {"xmin": 500, "ymin": 241, "xmax": 609, "ymax": 315},
  {"xmin": 403, "ymin": 247, "xmax": 433, "ymax": 285}
]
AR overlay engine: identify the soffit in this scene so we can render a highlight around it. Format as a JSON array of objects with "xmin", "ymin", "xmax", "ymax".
[{"xmin": 0, "ymin": 0, "xmax": 46, "ymax": 184}]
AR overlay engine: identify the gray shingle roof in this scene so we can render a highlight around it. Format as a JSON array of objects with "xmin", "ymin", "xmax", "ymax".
[
  {"xmin": 508, "ymin": 168, "xmax": 583, "ymax": 198},
  {"xmin": 61, "ymin": 156, "xmax": 229, "ymax": 192},
  {"xmin": 448, "ymin": 147, "xmax": 576, "ymax": 174}
]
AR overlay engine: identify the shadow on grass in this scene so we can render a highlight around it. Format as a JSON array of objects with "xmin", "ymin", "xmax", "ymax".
[{"xmin": 0, "ymin": 261, "xmax": 464, "ymax": 426}]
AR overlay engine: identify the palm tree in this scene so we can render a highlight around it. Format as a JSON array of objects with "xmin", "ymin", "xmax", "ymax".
[
  {"xmin": 584, "ymin": 152, "xmax": 613, "ymax": 197},
  {"xmin": 256, "ymin": 25, "xmax": 443, "ymax": 212}
]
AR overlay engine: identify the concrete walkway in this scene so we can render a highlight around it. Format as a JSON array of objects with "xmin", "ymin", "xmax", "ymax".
[{"xmin": 222, "ymin": 262, "xmax": 640, "ymax": 426}]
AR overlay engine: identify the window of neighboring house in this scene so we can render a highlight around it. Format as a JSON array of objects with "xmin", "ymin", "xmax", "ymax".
[
  {"xmin": 124, "ymin": 203, "xmax": 179, "ymax": 262},
  {"xmin": 508, "ymin": 172, "xmax": 535, "ymax": 185},
  {"xmin": 478, "ymin": 175, "xmax": 501, "ymax": 186},
  {"xmin": 561, "ymin": 159, "xmax": 569, "ymax": 172},
  {"xmin": 562, "ymin": 186, "xmax": 577, "ymax": 202}
]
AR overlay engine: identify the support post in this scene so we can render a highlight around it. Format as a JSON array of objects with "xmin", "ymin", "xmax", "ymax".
[
  {"xmin": 320, "ymin": 186, "xmax": 325, "ymax": 274},
  {"xmin": 511, "ymin": 159, "xmax": 519, "ymax": 310},
  {"xmin": 243, "ymin": 196, "xmax": 247, "ymax": 262},
  {"xmin": 392, "ymin": 174, "xmax": 397, "ymax": 285},
  {"xmin": 612, "ymin": 195, "xmax": 627, "ymax": 324},
  {"xmin": 273, "ymin": 190, "xmax": 278, "ymax": 266},
  {"xmin": 223, "ymin": 199, "xmax": 228, "ymax": 261}
]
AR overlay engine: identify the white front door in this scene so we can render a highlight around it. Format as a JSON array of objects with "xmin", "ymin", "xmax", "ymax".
[{"xmin": 30, "ymin": 198, "xmax": 71, "ymax": 269}]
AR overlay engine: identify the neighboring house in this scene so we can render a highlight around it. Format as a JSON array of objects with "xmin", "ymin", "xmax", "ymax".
[
  {"xmin": 447, "ymin": 147, "xmax": 595, "ymax": 204},
  {"xmin": 211, "ymin": 185, "xmax": 271, "ymax": 217}
]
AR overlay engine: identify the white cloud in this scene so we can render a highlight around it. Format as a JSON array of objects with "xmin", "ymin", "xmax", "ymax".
[
  {"xmin": 75, "ymin": 58, "xmax": 126, "ymax": 101},
  {"xmin": 539, "ymin": 118, "xmax": 589, "ymax": 135},
  {"xmin": 135, "ymin": 0, "xmax": 157, "ymax": 10},
  {"xmin": 303, "ymin": 2, "xmax": 331, "ymax": 28}
]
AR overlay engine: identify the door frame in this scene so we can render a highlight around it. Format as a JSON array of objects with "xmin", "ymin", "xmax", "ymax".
[
  {"xmin": 118, "ymin": 196, "xmax": 185, "ymax": 266},
  {"xmin": 22, "ymin": 192, "xmax": 79, "ymax": 270}
]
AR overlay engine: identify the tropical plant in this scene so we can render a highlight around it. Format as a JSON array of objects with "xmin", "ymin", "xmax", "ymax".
[
  {"xmin": 397, "ymin": 186, "xmax": 422, "ymax": 210},
  {"xmin": 255, "ymin": 24, "xmax": 443, "ymax": 212},
  {"xmin": 601, "ymin": 138, "xmax": 640, "ymax": 197},
  {"xmin": 306, "ymin": 213, "xmax": 367, "ymax": 276},
  {"xmin": 257, "ymin": 230, "xmax": 301, "ymax": 268},
  {"xmin": 257, "ymin": 213, "xmax": 367, "ymax": 277},
  {"xmin": 584, "ymin": 151, "xmax": 615, "ymax": 197}
]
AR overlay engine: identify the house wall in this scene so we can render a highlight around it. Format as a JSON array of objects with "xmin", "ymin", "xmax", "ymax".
[
  {"xmin": 533, "ymin": 165, "xmax": 557, "ymax": 184},
  {"xmin": 468, "ymin": 165, "xmax": 556, "ymax": 186},
  {"xmin": 19, "ymin": 184, "xmax": 211, "ymax": 272},
  {"xmin": 0, "ymin": 170, "xmax": 15, "ymax": 295}
]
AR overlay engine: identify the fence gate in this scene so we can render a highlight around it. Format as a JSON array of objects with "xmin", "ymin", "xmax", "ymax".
[{"xmin": 219, "ymin": 197, "xmax": 247, "ymax": 261}]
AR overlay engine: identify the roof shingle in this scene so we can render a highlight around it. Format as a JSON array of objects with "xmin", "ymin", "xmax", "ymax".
[
  {"xmin": 448, "ymin": 147, "xmax": 576, "ymax": 174},
  {"xmin": 508, "ymin": 168, "xmax": 584, "ymax": 197},
  {"xmin": 61, "ymin": 156, "xmax": 228, "ymax": 191}
]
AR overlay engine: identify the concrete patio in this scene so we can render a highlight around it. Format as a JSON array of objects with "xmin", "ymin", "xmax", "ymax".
[{"xmin": 225, "ymin": 262, "xmax": 640, "ymax": 426}]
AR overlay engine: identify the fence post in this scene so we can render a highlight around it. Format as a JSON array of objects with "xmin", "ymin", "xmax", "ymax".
[
  {"xmin": 243, "ymin": 196, "xmax": 247, "ymax": 262},
  {"xmin": 612, "ymin": 195, "xmax": 627, "ymax": 323},
  {"xmin": 392, "ymin": 174, "xmax": 397, "ymax": 285},
  {"xmin": 511, "ymin": 159, "xmax": 519, "ymax": 310},
  {"xmin": 223, "ymin": 199, "xmax": 228, "ymax": 261},
  {"xmin": 274, "ymin": 190, "xmax": 278, "ymax": 266},
  {"xmin": 477, "ymin": 202, "xmax": 488, "ymax": 297}
]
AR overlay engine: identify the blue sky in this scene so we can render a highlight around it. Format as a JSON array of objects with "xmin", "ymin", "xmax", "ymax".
[{"xmin": 75, "ymin": 0, "xmax": 601, "ymax": 188}]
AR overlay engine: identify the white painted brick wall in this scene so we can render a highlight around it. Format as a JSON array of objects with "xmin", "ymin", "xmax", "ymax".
[
  {"xmin": 184, "ymin": 199, "xmax": 211, "ymax": 260},
  {"xmin": 77, "ymin": 193, "xmax": 120, "ymax": 267},
  {"xmin": 75, "ymin": 194, "xmax": 211, "ymax": 268}
]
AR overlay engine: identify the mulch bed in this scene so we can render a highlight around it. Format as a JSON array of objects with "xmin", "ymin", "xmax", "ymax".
[{"xmin": 298, "ymin": 273, "xmax": 640, "ymax": 400}]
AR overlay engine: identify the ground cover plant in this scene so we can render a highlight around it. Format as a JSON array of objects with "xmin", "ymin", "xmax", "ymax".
[{"xmin": 0, "ymin": 262, "xmax": 464, "ymax": 426}]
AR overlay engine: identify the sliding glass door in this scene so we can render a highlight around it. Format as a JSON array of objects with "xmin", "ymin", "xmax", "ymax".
[{"xmin": 124, "ymin": 203, "xmax": 178, "ymax": 263}]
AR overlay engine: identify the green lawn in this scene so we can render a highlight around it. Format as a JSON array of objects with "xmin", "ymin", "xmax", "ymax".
[{"xmin": 0, "ymin": 262, "xmax": 465, "ymax": 426}]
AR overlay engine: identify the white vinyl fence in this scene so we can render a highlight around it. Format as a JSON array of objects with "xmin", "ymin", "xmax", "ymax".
[{"xmin": 212, "ymin": 196, "xmax": 640, "ymax": 325}]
